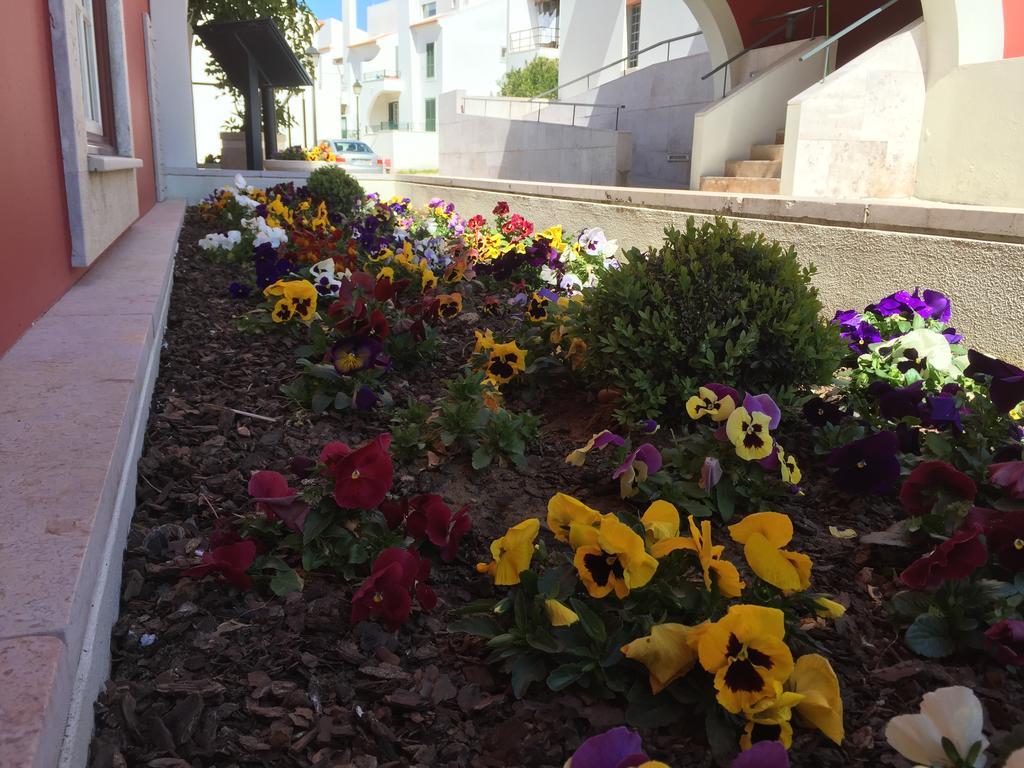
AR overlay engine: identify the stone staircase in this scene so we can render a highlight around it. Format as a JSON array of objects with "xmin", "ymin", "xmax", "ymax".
[{"xmin": 699, "ymin": 130, "xmax": 785, "ymax": 194}]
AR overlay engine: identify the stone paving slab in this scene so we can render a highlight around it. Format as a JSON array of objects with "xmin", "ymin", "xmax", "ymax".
[{"xmin": 0, "ymin": 200, "xmax": 183, "ymax": 768}]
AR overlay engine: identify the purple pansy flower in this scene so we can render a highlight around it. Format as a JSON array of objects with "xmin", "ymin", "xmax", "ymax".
[
  {"xmin": 832, "ymin": 308, "xmax": 861, "ymax": 328},
  {"xmin": 330, "ymin": 337, "xmax": 384, "ymax": 376},
  {"xmin": 867, "ymin": 290, "xmax": 928, "ymax": 318},
  {"xmin": 640, "ymin": 419, "xmax": 659, "ymax": 434},
  {"xmin": 743, "ymin": 393, "xmax": 781, "ymax": 430},
  {"xmin": 613, "ymin": 444, "xmax": 663, "ymax": 479},
  {"xmin": 965, "ymin": 349, "xmax": 1024, "ymax": 413},
  {"xmin": 867, "ymin": 380, "xmax": 926, "ymax": 420},
  {"xmin": 568, "ymin": 727, "xmax": 650, "ymax": 768},
  {"xmin": 926, "ymin": 394, "xmax": 963, "ymax": 433},
  {"xmin": 700, "ymin": 456, "xmax": 723, "ymax": 491},
  {"xmin": 916, "ymin": 288, "xmax": 952, "ymax": 323},
  {"xmin": 941, "ymin": 326, "xmax": 963, "ymax": 344},
  {"xmin": 732, "ymin": 741, "xmax": 789, "ymax": 768},
  {"xmin": 354, "ymin": 386, "xmax": 380, "ymax": 411},
  {"xmin": 843, "ymin": 320, "xmax": 883, "ymax": 355},
  {"xmin": 228, "ymin": 281, "xmax": 252, "ymax": 299},
  {"xmin": 827, "ymin": 431, "xmax": 901, "ymax": 495},
  {"xmin": 802, "ymin": 396, "xmax": 845, "ymax": 427}
]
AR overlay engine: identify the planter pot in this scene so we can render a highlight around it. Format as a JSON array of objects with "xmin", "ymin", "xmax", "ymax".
[
  {"xmin": 263, "ymin": 159, "xmax": 337, "ymax": 172},
  {"xmin": 220, "ymin": 131, "xmax": 246, "ymax": 170}
]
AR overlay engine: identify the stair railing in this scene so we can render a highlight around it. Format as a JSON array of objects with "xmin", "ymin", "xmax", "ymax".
[
  {"xmin": 532, "ymin": 30, "xmax": 704, "ymax": 101},
  {"xmin": 799, "ymin": 0, "xmax": 905, "ymax": 80},
  {"xmin": 700, "ymin": 3, "xmax": 824, "ymax": 97},
  {"xmin": 460, "ymin": 95, "xmax": 627, "ymax": 130}
]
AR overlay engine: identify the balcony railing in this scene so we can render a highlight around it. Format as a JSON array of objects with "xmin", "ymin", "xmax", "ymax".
[
  {"xmin": 362, "ymin": 69, "xmax": 401, "ymax": 82},
  {"xmin": 508, "ymin": 26, "xmax": 559, "ymax": 54}
]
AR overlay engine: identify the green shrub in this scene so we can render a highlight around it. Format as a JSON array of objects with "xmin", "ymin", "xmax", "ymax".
[
  {"xmin": 580, "ymin": 217, "xmax": 844, "ymax": 419},
  {"xmin": 306, "ymin": 165, "xmax": 364, "ymax": 216}
]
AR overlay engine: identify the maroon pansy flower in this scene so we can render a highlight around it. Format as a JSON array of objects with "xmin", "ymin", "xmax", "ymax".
[
  {"xmin": 803, "ymin": 396, "xmax": 845, "ymax": 427},
  {"xmin": 183, "ymin": 540, "xmax": 258, "ymax": 590},
  {"xmin": 965, "ymin": 350, "xmax": 1024, "ymax": 414},
  {"xmin": 989, "ymin": 461, "xmax": 1024, "ymax": 499},
  {"xmin": 350, "ymin": 547, "xmax": 436, "ymax": 630},
  {"xmin": 247, "ymin": 470, "xmax": 310, "ymax": 532},
  {"xmin": 984, "ymin": 619, "xmax": 1024, "ymax": 666},
  {"xmin": 404, "ymin": 494, "xmax": 472, "ymax": 562},
  {"xmin": 899, "ymin": 524, "xmax": 988, "ymax": 590},
  {"xmin": 329, "ymin": 433, "xmax": 394, "ymax": 509},
  {"xmin": 827, "ymin": 431, "xmax": 901, "ymax": 495},
  {"xmin": 899, "ymin": 461, "xmax": 977, "ymax": 518}
]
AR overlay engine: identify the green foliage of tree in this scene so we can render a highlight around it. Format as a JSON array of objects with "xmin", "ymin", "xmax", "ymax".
[
  {"xmin": 498, "ymin": 56, "xmax": 560, "ymax": 98},
  {"xmin": 188, "ymin": 0, "xmax": 318, "ymax": 129}
]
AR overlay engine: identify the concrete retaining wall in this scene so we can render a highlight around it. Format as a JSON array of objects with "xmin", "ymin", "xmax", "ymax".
[{"xmin": 380, "ymin": 175, "xmax": 1024, "ymax": 364}]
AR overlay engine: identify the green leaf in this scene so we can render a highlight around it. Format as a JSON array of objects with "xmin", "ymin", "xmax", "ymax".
[
  {"xmin": 705, "ymin": 707, "xmax": 740, "ymax": 767},
  {"xmin": 311, "ymin": 390, "xmax": 333, "ymax": 413},
  {"xmin": 905, "ymin": 613, "xmax": 956, "ymax": 658},
  {"xmin": 269, "ymin": 566, "xmax": 304, "ymax": 596},
  {"xmin": 625, "ymin": 693, "xmax": 686, "ymax": 729},
  {"xmin": 715, "ymin": 477, "xmax": 736, "ymax": 523},
  {"xmin": 891, "ymin": 590, "xmax": 933, "ymax": 619},
  {"xmin": 569, "ymin": 598, "xmax": 607, "ymax": 644},
  {"xmin": 471, "ymin": 446, "xmax": 494, "ymax": 470},
  {"xmin": 334, "ymin": 392, "xmax": 352, "ymax": 410},
  {"xmin": 449, "ymin": 615, "xmax": 502, "ymax": 639},
  {"xmin": 302, "ymin": 508, "xmax": 332, "ymax": 546},
  {"xmin": 546, "ymin": 662, "xmax": 590, "ymax": 691},
  {"xmin": 509, "ymin": 654, "xmax": 547, "ymax": 698}
]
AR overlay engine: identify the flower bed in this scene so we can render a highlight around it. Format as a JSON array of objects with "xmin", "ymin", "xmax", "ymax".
[{"xmin": 87, "ymin": 174, "xmax": 1024, "ymax": 767}]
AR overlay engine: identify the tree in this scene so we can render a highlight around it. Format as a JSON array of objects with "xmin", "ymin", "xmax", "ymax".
[
  {"xmin": 498, "ymin": 56, "xmax": 560, "ymax": 98},
  {"xmin": 188, "ymin": 0, "xmax": 318, "ymax": 129}
]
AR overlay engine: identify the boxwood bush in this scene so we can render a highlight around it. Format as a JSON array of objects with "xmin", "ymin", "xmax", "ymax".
[
  {"xmin": 580, "ymin": 217, "xmax": 844, "ymax": 419},
  {"xmin": 307, "ymin": 165, "xmax": 364, "ymax": 217}
]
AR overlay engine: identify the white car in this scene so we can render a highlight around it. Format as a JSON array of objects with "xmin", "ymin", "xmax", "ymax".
[{"xmin": 328, "ymin": 140, "xmax": 387, "ymax": 174}]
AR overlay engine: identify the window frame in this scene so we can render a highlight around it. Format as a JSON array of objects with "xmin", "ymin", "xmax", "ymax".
[
  {"xmin": 627, "ymin": 0, "xmax": 642, "ymax": 69},
  {"xmin": 78, "ymin": 0, "xmax": 118, "ymax": 153},
  {"xmin": 425, "ymin": 41, "xmax": 435, "ymax": 79},
  {"xmin": 425, "ymin": 97, "xmax": 437, "ymax": 131},
  {"xmin": 422, "ymin": 2, "xmax": 437, "ymax": 19}
]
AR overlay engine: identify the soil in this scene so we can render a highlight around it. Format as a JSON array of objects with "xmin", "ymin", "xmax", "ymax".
[{"xmin": 88, "ymin": 211, "xmax": 1024, "ymax": 768}]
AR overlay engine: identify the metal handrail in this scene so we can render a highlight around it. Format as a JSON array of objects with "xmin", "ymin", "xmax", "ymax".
[
  {"xmin": 533, "ymin": 30, "xmax": 703, "ymax": 100},
  {"xmin": 701, "ymin": 2, "xmax": 823, "ymax": 96},
  {"xmin": 508, "ymin": 26, "xmax": 559, "ymax": 54},
  {"xmin": 753, "ymin": 3, "xmax": 824, "ymax": 24},
  {"xmin": 800, "ymin": 0, "xmax": 902, "ymax": 61},
  {"xmin": 461, "ymin": 95, "xmax": 628, "ymax": 130},
  {"xmin": 362, "ymin": 69, "xmax": 400, "ymax": 82}
]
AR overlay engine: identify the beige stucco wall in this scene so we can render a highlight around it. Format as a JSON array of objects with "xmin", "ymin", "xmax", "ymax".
[
  {"xmin": 915, "ymin": 57, "xmax": 1024, "ymax": 208},
  {"xmin": 782, "ymin": 20, "xmax": 927, "ymax": 199},
  {"xmin": 376, "ymin": 176, "xmax": 1024, "ymax": 364}
]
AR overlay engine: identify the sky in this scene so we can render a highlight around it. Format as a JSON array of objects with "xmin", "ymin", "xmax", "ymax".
[{"xmin": 305, "ymin": 0, "xmax": 388, "ymax": 27}]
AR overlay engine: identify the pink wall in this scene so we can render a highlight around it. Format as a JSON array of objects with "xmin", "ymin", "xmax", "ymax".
[
  {"xmin": 1005, "ymin": 0, "xmax": 1024, "ymax": 58},
  {"xmin": 0, "ymin": 4, "xmax": 78, "ymax": 355},
  {"xmin": 124, "ymin": 0, "xmax": 156, "ymax": 214},
  {"xmin": 0, "ymin": 0, "xmax": 154, "ymax": 357}
]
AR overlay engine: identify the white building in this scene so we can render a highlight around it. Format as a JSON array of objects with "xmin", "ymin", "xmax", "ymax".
[{"xmin": 191, "ymin": 0, "xmax": 560, "ymax": 171}]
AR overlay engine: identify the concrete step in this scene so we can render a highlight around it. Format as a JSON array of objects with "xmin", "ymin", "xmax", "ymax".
[
  {"xmin": 699, "ymin": 176, "xmax": 781, "ymax": 194},
  {"xmin": 750, "ymin": 143, "xmax": 784, "ymax": 161},
  {"xmin": 775, "ymin": 129, "xmax": 786, "ymax": 144},
  {"xmin": 725, "ymin": 159, "xmax": 782, "ymax": 178}
]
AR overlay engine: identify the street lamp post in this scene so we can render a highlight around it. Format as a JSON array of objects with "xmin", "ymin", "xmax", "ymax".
[
  {"xmin": 352, "ymin": 80, "xmax": 363, "ymax": 140},
  {"xmin": 306, "ymin": 45, "xmax": 319, "ymax": 145}
]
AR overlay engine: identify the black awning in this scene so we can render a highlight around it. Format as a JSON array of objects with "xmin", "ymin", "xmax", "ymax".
[{"xmin": 195, "ymin": 18, "xmax": 313, "ymax": 91}]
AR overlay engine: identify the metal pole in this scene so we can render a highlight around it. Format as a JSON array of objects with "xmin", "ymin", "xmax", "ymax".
[
  {"xmin": 355, "ymin": 96, "xmax": 360, "ymax": 140},
  {"xmin": 310, "ymin": 61, "xmax": 319, "ymax": 144},
  {"xmin": 572, "ymin": 104, "xmax": 576, "ymax": 126}
]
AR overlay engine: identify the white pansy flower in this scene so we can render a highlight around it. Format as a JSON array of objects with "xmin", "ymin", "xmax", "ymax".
[
  {"xmin": 578, "ymin": 227, "xmax": 607, "ymax": 256},
  {"xmin": 309, "ymin": 258, "xmax": 343, "ymax": 297},
  {"xmin": 870, "ymin": 328, "xmax": 964, "ymax": 378},
  {"xmin": 234, "ymin": 173, "xmax": 247, "ymax": 189},
  {"xmin": 197, "ymin": 230, "xmax": 242, "ymax": 251},
  {"xmin": 539, "ymin": 265, "xmax": 559, "ymax": 286},
  {"xmin": 885, "ymin": 686, "xmax": 988, "ymax": 768}
]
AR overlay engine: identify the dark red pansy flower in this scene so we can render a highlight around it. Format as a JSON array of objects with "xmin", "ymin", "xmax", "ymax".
[
  {"xmin": 899, "ymin": 461, "xmax": 977, "ymax": 518},
  {"xmin": 183, "ymin": 539, "xmax": 257, "ymax": 590},
  {"xmin": 965, "ymin": 350, "xmax": 1024, "ymax": 413},
  {"xmin": 379, "ymin": 498, "xmax": 410, "ymax": 530},
  {"xmin": 247, "ymin": 470, "xmax": 310, "ymax": 532},
  {"xmin": 330, "ymin": 433, "xmax": 394, "ymax": 509},
  {"xmin": 350, "ymin": 547, "xmax": 435, "ymax": 630},
  {"xmin": 492, "ymin": 201, "xmax": 509, "ymax": 216},
  {"xmin": 209, "ymin": 517, "xmax": 241, "ymax": 548},
  {"xmin": 802, "ymin": 395, "xmax": 846, "ymax": 427},
  {"xmin": 899, "ymin": 524, "xmax": 988, "ymax": 590},
  {"xmin": 989, "ymin": 461, "xmax": 1024, "ymax": 499},
  {"xmin": 319, "ymin": 441, "xmax": 352, "ymax": 475},
  {"xmin": 984, "ymin": 619, "xmax": 1024, "ymax": 666},
  {"xmin": 827, "ymin": 431, "xmax": 901, "ymax": 495},
  {"xmin": 405, "ymin": 495, "xmax": 472, "ymax": 562},
  {"xmin": 989, "ymin": 511, "xmax": 1024, "ymax": 572}
]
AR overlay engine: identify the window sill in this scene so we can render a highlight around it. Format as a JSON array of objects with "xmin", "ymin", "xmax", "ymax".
[{"xmin": 87, "ymin": 154, "xmax": 143, "ymax": 173}]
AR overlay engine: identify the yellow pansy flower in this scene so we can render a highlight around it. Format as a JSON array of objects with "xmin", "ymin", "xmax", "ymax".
[
  {"xmin": 621, "ymin": 623, "xmax": 698, "ymax": 694},
  {"xmin": 573, "ymin": 515, "xmax": 658, "ymax": 599},
  {"xmin": 787, "ymin": 654, "xmax": 844, "ymax": 745},
  {"xmin": 640, "ymin": 500, "xmax": 680, "ymax": 546},
  {"xmin": 651, "ymin": 515, "xmax": 744, "ymax": 598},
  {"xmin": 728, "ymin": 512, "xmax": 812, "ymax": 595},
  {"xmin": 484, "ymin": 341, "xmax": 527, "ymax": 386},
  {"xmin": 686, "ymin": 386, "xmax": 738, "ymax": 422},
  {"xmin": 437, "ymin": 293, "xmax": 463, "ymax": 320},
  {"xmin": 544, "ymin": 599, "xmax": 579, "ymax": 627},
  {"xmin": 726, "ymin": 407, "xmax": 774, "ymax": 460},
  {"xmin": 697, "ymin": 604, "xmax": 794, "ymax": 715},
  {"xmin": 740, "ymin": 686, "xmax": 805, "ymax": 749},
  {"xmin": 474, "ymin": 329, "xmax": 496, "ymax": 353},
  {"xmin": 546, "ymin": 493, "xmax": 601, "ymax": 544},
  {"xmin": 475, "ymin": 518, "xmax": 540, "ymax": 586},
  {"xmin": 263, "ymin": 279, "xmax": 318, "ymax": 323}
]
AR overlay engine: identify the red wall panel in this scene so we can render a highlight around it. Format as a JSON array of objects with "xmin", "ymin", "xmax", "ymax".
[
  {"xmin": 0, "ymin": 4, "xmax": 78, "ymax": 355},
  {"xmin": 1005, "ymin": 0, "xmax": 1024, "ymax": 58},
  {"xmin": 124, "ymin": 0, "xmax": 156, "ymax": 214},
  {"xmin": 725, "ymin": 0, "xmax": 922, "ymax": 67},
  {"xmin": 0, "ymin": 0, "xmax": 154, "ymax": 356}
]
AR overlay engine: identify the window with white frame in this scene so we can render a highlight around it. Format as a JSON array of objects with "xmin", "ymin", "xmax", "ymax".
[
  {"xmin": 627, "ymin": 1, "xmax": 642, "ymax": 69},
  {"xmin": 422, "ymin": 2, "xmax": 437, "ymax": 18},
  {"xmin": 74, "ymin": 0, "xmax": 116, "ymax": 149},
  {"xmin": 425, "ymin": 42, "xmax": 435, "ymax": 78}
]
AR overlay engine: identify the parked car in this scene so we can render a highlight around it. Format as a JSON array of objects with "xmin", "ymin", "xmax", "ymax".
[{"xmin": 327, "ymin": 140, "xmax": 387, "ymax": 173}]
